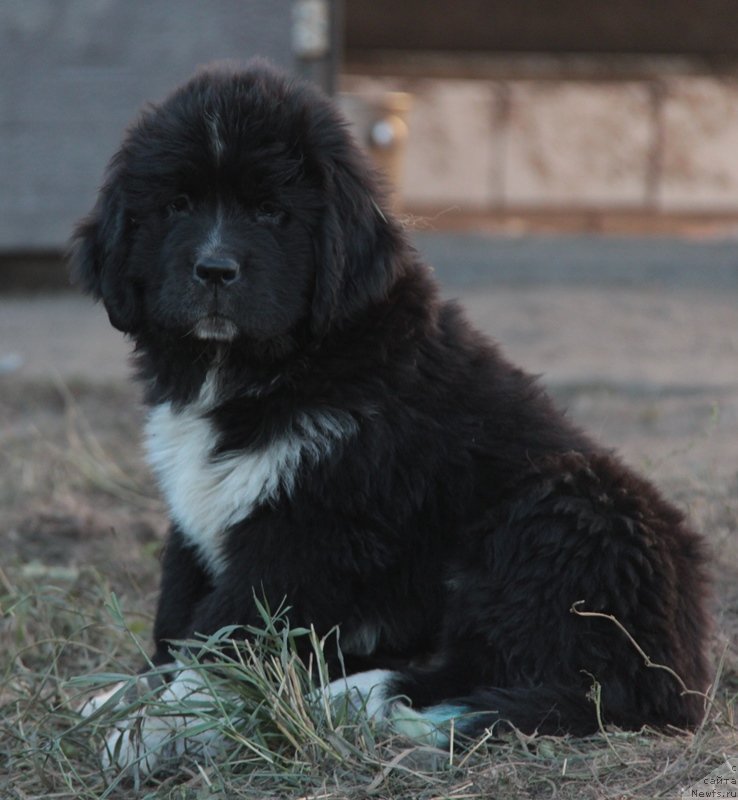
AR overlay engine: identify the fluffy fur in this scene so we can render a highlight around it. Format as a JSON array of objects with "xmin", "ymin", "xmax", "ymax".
[{"xmin": 71, "ymin": 61, "xmax": 712, "ymax": 773}]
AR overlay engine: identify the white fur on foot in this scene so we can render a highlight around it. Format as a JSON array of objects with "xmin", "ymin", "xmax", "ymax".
[
  {"xmin": 106, "ymin": 668, "xmax": 224, "ymax": 776},
  {"xmin": 324, "ymin": 668, "xmax": 396, "ymax": 719},
  {"xmin": 78, "ymin": 681, "xmax": 129, "ymax": 718},
  {"xmin": 390, "ymin": 703, "xmax": 466, "ymax": 747},
  {"xmin": 321, "ymin": 672, "xmax": 465, "ymax": 747},
  {"xmin": 81, "ymin": 666, "xmax": 225, "ymax": 778}
]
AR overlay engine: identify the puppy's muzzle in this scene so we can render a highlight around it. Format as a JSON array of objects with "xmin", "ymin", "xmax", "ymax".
[{"xmin": 193, "ymin": 255, "xmax": 240, "ymax": 287}]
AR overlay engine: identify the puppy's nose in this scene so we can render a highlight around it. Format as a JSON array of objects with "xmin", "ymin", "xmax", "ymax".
[{"xmin": 193, "ymin": 256, "xmax": 240, "ymax": 286}]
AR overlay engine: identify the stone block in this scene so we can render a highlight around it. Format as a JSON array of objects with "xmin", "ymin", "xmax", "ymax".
[
  {"xmin": 503, "ymin": 81, "xmax": 653, "ymax": 208},
  {"xmin": 659, "ymin": 77, "xmax": 738, "ymax": 210},
  {"xmin": 402, "ymin": 79, "xmax": 499, "ymax": 207}
]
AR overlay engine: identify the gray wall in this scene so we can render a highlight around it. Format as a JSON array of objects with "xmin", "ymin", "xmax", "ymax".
[{"xmin": 0, "ymin": 1, "xmax": 295, "ymax": 251}]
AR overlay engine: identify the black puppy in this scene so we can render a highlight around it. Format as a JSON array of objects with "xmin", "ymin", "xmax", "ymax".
[{"xmin": 72, "ymin": 62, "xmax": 711, "ymax": 774}]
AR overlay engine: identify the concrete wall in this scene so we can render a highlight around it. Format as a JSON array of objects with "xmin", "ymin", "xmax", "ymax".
[
  {"xmin": 343, "ymin": 73, "xmax": 738, "ymax": 215},
  {"xmin": 0, "ymin": 1, "xmax": 294, "ymax": 251}
]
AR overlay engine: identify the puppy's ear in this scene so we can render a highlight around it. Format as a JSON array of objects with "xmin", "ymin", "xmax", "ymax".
[
  {"xmin": 312, "ymin": 153, "xmax": 401, "ymax": 334},
  {"xmin": 68, "ymin": 164, "xmax": 141, "ymax": 334}
]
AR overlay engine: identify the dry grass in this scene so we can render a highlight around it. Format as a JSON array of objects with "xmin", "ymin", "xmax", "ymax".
[
  {"xmin": 1, "ymin": 569, "xmax": 735, "ymax": 800},
  {"xmin": 1, "ymin": 379, "xmax": 736, "ymax": 799}
]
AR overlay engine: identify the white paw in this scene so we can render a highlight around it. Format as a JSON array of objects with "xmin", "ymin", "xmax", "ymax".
[
  {"xmin": 80, "ymin": 666, "xmax": 224, "ymax": 779},
  {"xmin": 322, "ymin": 668, "xmax": 396, "ymax": 719},
  {"xmin": 319, "ymin": 671, "xmax": 459, "ymax": 747},
  {"xmin": 78, "ymin": 681, "xmax": 129, "ymax": 719}
]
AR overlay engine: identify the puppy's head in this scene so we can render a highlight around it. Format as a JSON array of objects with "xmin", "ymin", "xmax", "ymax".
[{"xmin": 70, "ymin": 61, "xmax": 402, "ymax": 348}]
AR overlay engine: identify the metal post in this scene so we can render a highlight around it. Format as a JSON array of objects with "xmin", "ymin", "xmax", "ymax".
[{"xmin": 292, "ymin": 0, "xmax": 342, "ymax": 94}]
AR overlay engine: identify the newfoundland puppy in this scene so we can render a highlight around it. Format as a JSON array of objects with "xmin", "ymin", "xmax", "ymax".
[{"xmin": 72, "ymin": 62, "xmax": 711, "ymax": 774}]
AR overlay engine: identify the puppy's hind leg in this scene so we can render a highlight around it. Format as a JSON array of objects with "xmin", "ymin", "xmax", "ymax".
[{"xmin": 320, "ymin": 668, "xmax": 468, "ymax": 747}]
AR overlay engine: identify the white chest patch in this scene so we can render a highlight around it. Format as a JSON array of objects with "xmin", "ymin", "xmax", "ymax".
[{"xmin": 145, "ymin": 394, "xmax": 357, "ymax": 576}]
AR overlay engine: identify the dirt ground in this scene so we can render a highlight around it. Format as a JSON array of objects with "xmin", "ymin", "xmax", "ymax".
[
  {"xmin": 1, "ymin": 234, "xmax": 736, "ymax": 797},
  {"xmin": 2, "ymin": 270, "xmax": 737, "ymax": 610}
]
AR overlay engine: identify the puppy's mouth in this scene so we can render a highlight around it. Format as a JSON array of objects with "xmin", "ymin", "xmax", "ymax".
[{"xmin": 193, "ymin": 314, "xmax": 239, "ymax": 342}]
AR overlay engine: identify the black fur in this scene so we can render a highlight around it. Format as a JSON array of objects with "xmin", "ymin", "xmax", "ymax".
[{"xmin": 71, "ymin": 61, "xmax": 712, "ymax": 741}]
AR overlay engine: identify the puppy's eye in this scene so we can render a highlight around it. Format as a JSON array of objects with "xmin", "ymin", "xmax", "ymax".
[
  {"xmin": 255, "ymin": 201, "xmax": 286, "ymax": 223},
  {"xmin": 165, "ymin": 195, "xmax": 192, "ymax": 217}
]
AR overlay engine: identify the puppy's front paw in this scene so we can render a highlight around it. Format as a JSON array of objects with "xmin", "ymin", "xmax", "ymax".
[
  {"xmin": 78, "ymin": 681, "xmax": 129, "ymax": 719},
  {"xmin": 100, "ymin": 706, "xmax": 180, "ymax": 777},
  {"xmin": 81, "ymin": 667, "xmax": 224, "ymax": 779}
]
